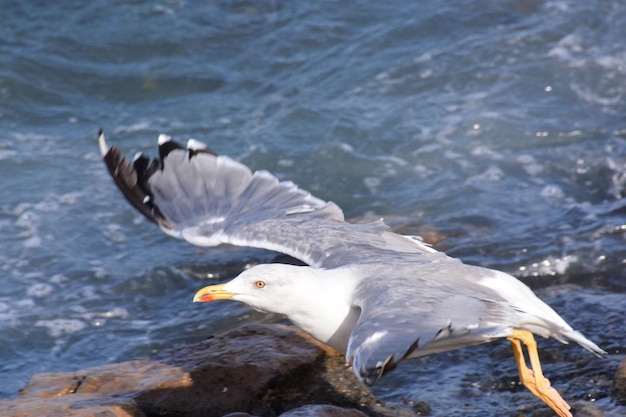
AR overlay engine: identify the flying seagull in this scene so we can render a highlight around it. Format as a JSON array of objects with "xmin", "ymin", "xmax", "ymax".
[{"xmin": 99, "ymin": 131, "xmax": 604, "ymax": 417}]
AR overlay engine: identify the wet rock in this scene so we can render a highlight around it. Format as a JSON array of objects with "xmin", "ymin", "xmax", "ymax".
[
  {"xmin": 614, "ymin": 357, "xmax": 626, "ymax": 399},
  {"xmin": 278, "ymin": 404, "xmax": 368, "ymax": 417},
  {"xmin": 222, "ymin": 413, "xmax": 258, "ymax": 417},
  {"xmin": 401, "ymin": 399, "xmax": 431, "ymax": 416},
  {"xmin": 352, "ymin": 214, "xmax": 447, "ymax": 246},
  {"xmin": 5, "ymin": 323, "xmax": 403, "ymax": 417},
  {"xmin": 0, "ymin": 393, "xmax": 144, "ymax": 417},
  {"xmin": 20, "ymin": 359, "xmax": 191, "ymax": 399},
  {"xmin": 571, "ymin": 401, "xmax": 604, "ymax": 417}
]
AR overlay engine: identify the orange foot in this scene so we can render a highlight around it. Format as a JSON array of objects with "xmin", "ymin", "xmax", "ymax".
[{"xmin": 507, "ymin": 329, "xmax": 572, "ymax": 417}]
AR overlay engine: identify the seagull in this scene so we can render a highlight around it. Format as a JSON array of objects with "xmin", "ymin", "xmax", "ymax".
[{"xmin": 99, "ymin": 131, "xmax": 605, "ymax": 417}]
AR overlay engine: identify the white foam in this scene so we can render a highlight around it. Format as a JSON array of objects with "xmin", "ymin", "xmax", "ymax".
[
  {"xmin": 26, "ymin": 283, "xmax": 53, "ymax": 298},
  {"xmin": 540, "ymin": 184, "xmax": 565, "ymax": 199},
  {"xmin": 0, "ymin": 150, "xmax": 18, "ymax": 160},
  {"xmin": 15, "ymin": 211, "xmax": 37, "ymax": 228},
  {"xmin": 50, "ymin": 274, "xmax": 69, "ymax": 285},
  {"xmin": 595, "ymin": 54, "xmax": 625, "ymax": 70},
  {"xmin": 338, "ymin": 143, "xmax": 354, "ymax": 153},
  {"xmin": 104, "ymin": 223, "xmax": 126, "ymax": 243},
  {"xmin": 35, "ymin": 319, "xmax": 87, "ymax": 338},
  {"xmin": 419, "ymin": 69, "xmax": 433, "ymax": 79},
  {"xmin": 278, "ymin": 159, "xmax": 294, "ymax": 167},
  {"xmin": 518, "ymin": 154, "xmax": 544, "ymax": 176},
  {"xmin": 113, "ymin": 121, "xmax": 152, "ymax": 134},
  {"xmin": 570, "ymin": 83, "xmax": 621, "ymax": 106},
  {"xmin": 471, "ymin": 146, "xmax": 503, "ymax": 160},
  {"xmin": 10, "ymin": 132, "xmax": 48, "ymax": 142},
  {"xmin": 34, "ymin": 199, "xmax": 60, "ymax": 212},
  {"xmin": 23, "ymin": 235, "xmax": 42, "ymax": 249},
  {"xmin": 58, "ymin": 192, "xmax": 80, "ymax": 205},
  {"xmin": 413, "ymin": 52, "xmax": 433, "ymax": 63},
  {"xmin": 466, "ymin": 166, "xmax": 504, "ymax": 185},
  {"xmin": 548, "ymin": 33, "xmax": 583, "ymax": 60},
  {"xmin": 518, "ymin": 255, "xmax": 578, "ymax": 277},
  {"xmin": 376, "ymin": 155, "xmax": 408, "ymax": 166},
  {"xmin": 15, "ymin": 299, "xmax": 35, "ymax": 309},
  {"xmin": 363, "ymin": 177, "xmax": 381, "ymax": 194},
  {"xmin": 100, "ymin": 307, "xmax": 129, "ymax": 319}
]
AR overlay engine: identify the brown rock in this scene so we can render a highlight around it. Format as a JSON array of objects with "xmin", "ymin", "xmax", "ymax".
[
  {"xmin": 352, "ymin": 215, "xmax": 447, "ymax": 246},
  {"xmin": 0, "ymin": 393, "xmax": 144, "ymax": 417},
  {"xmin": 21, "ymin": 359, "xmax": 190, "ymax": 399},
  {"xmin": 13, "ymin": 323, "xmax": 401, "ymax": 417},
  {"xmin": 138, "ymin": 323, "xmax": 331, "ymax": 416}
]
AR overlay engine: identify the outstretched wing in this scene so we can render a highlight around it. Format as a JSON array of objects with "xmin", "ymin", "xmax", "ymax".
[{"xmin": 99, "ymin": 131, "xmax": 435, "ymax": 268}]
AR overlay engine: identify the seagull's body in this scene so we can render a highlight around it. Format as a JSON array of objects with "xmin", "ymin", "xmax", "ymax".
[{"xmin": 100, "ymin": 132, "xmax": 604, "ymax": 417}]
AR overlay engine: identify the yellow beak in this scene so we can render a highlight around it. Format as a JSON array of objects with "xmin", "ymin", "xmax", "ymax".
[{"xmin": 192, "ymin": 283, "xmax": 237, "ymax": 303}]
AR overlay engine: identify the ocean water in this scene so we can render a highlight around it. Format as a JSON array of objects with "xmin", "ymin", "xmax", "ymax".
[{"xmin": 1, "ymin": 1, "xmax": 625, "ymax": 415}]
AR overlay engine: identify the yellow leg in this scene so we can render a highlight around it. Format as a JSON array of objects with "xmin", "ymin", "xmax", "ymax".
[{"xmin": 507, "ymin": 329, "xmax": 572, "ymax": 417}]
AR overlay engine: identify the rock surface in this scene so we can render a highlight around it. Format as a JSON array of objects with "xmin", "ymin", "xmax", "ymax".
[
  {"xmin": 278, "ymin": 404, "xmax": 369, "ymax": 417},
  {"xmin": 614, "ymin": 357, "xmax": 626, "ymax": 399},
  {"xmin": 0, "ymin": 393, "xmax": 144, "ymax": 417},
  {"xmin": 1, "ymin": 323, "xmax": 403, "ymax": 417}
]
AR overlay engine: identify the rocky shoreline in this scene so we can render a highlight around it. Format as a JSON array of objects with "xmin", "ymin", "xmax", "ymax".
[
  {"xmin": 2, "ymin": 323, "xmax": 624, "ymax": 417},
  {"xmin": 1, "ymin": 324, "xmax": 415, "ymax": 417}
]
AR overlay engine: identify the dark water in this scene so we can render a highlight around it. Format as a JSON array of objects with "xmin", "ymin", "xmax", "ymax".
[{"xmin": 1, "ymin": 1, "xmax": 625, "ymax": 415}]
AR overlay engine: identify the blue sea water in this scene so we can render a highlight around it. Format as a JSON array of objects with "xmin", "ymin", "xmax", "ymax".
[{"xmin": 1, "ymin": 1, "xmax": 625, "ymax": 415}]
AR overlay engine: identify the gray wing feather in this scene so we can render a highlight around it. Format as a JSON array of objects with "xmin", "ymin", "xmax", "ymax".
[
  {"xmin": 100, "ymin": 132, "xmax": 436, "ymax": 267},
  {"xmin": 346, "ymin": 261, "xmax": 519, "ymax": 385}
]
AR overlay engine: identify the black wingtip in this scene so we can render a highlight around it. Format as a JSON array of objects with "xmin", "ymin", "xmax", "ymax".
[{"xmin": 100, "ymin": 134, "xmax": 169, "ymax": 228}]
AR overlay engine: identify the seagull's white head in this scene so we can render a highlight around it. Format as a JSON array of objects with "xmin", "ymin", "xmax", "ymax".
[
  {"xmin": 193, "ymin": 263, "xmax": 359, "ymax": 350},
  {"xmin": 193, "ymin": 263, "xmax": 321, "ymax": 316}
]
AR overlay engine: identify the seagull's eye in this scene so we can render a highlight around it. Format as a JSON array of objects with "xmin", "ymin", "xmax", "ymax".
[{"xmin": 254, "ymin": 280, "xmax": 266, "ymax": 289}]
